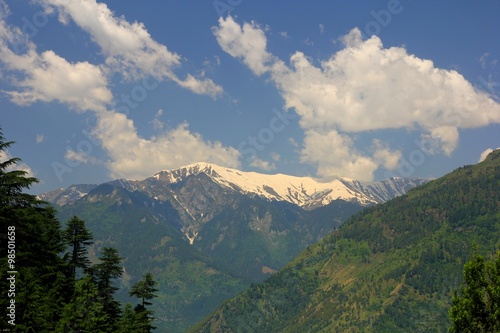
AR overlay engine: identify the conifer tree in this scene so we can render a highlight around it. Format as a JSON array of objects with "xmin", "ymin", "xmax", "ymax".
[
  {"xmin": 92, "ymin": 246, "xmax": 123, "ymax": 331},
  {"xmin": 130, "ymin": 272, "xmax": 159, "ymax": 333},
  {"xmin": 118, "ymin": 303, "xmax": 141, "ymax": 332},
  {"xmin": 63, "ymin": 215, "xmax": 93, "ymax": 281},
  {"xmin": 0, "ymin": 127, "xmax": 67, "ymax": 331},
  {"xmin": 56, "ymin": 275, "xmax": 109, "ymax": 332}
]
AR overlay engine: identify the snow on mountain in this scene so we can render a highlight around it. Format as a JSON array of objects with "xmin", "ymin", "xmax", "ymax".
[
  {"xmin": 150, "ymin": 162, "xmax": 427, "ymax": 208},
  {"xmin": 38, "ymin": 184, "xmax": 97, "ymax": 206},
  {"xmin": 40, "ymin": 163, "xmax": 427, "ymax": 209}
]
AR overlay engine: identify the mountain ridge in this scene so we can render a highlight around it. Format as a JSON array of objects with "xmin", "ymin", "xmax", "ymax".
[
  {"xmin": 38, "ymin": 162, "xmax": 428, "ymax": 332},
  {"xmin": 40, "ymin": 162, "xmax": 428, "ymax": 209},
  {"xmin": 189, "ymin": 150, "xmax": 500, "ymax": 333}
]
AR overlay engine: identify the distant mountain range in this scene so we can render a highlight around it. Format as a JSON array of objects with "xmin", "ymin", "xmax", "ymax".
[
  {"xmin": 40, "ymin": 162, "xmax": 427, "ymax": 234},
  {"xmin": 189, "ymin": 150, "xmax": 500, "ymax": 333},
  {"xmin": 40, "ymin": 163, "xmax": 427, "ymax": 332}
]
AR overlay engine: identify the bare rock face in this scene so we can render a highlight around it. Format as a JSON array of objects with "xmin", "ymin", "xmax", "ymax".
[
  {"xmin": 40, "ymin": 162, "xmax": 427, "ymax": 246},
  {"xmin": 41, "ymin": 163, "xmax": 429, "ymax": 332}
]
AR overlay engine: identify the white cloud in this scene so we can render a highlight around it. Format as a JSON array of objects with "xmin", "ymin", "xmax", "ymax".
[
  {"xmin": 1, "ymin": 150, "xmax": 35, "ymax": 177},
  {"xmin": 151, "ymin": 109, "xmax": 165, "ymax": 131},
  {"xmin": 300, "ymin": 129, "xmax": 378, "ymax": 181},
  {"xmin": 65, "ymin": 148, "xmax": 99, "ymax": 165},
  {"xmin": 43, "ymin": 0, "xmax": 222, "ymax": 98},
  {"xmin": 0, "ymin": 2, "xmax": 234, "ymax": 182},
  {"xmin": 174, "ymin": 74, "xmax": 223, "ymax": 98},
  {"xmin": 303, "ymin": 38, "xmax": 314, "ymax": 46},
  {"xmin": 427, "ymin": 126, "xmax": 459, "ymax": 156},
  {"xmin": 93, "ymin": 111, "xmax": 241, "ymax": 180},
  {"xmin": 319, "ymin": 24, "xmax": 325, "ymax": 34},
  {"xmin": 2, "ymin": 50, "xmax": 112, "ymax": 112},
  {"xmin": 288, "ymin": 137, "xmax": 298, "ymax": 148},
  {"xmin": 249, "ymin": 157, "xmax": 276, "ymax": 171},
  {"xmin": 479, "ymin": 52, "xmax": 497, "ymax": 69},
  {"xmin": 214, "ymin": 18, "xmax": 500, "ymax": 180},
  {"xmin": 479, "ymin": 147, "xmax": 499, "ymax": 162},
  {"xmin": 273, "ymin": 29, "xmax": 500, "ymax": 133},
  {"xmin": 372, "ymin": 140, "xmax": 401, "ymax": 171},
  {"xmin": 0, "ymin": 12, "xmax": 112, "ymax": 111},
  {"xmin": 213, "ymin": 16, "xmax": 274, "ymax": 76},
  {"xmin": 479, "ymin": 52, "xmax": 490, "ymax": 69},
  {"xmin": 36, "ymin": 134, "xmax": 44, "ymax": 144}
]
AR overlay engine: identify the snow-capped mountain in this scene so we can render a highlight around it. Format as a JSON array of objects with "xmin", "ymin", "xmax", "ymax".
[
  {"xmin": 139, "ymin": 162, "xmax": 427, "ymax": 208},
  {"xmin": 40, "ymin": 162, "xmax": 427, "ymax": 209},
  {"xmin": 38, "ymin": 184, "xmax": 97, "ymax": 206},
  {"xmin": 43, "ymin": 162, "xmax": 429, "ymax": 302}
]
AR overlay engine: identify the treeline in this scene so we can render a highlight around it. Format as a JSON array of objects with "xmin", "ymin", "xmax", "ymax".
[
  {"xmin": 190, "ymin": 149, "xmax": 500, "ymax": 332},
  {"xmin": 0, "ymin": 129, "xmax": 157, "ymax": 332}
]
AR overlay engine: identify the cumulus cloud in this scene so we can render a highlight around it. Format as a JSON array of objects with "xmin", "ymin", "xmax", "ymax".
[
  {"xmin": 372, "ymin": 140, "xmax": 401, "ymax": 171},
  {"xmin": 1, "ymin": 150, "xmax": 36, "ymax": 177},
  {"xmin": 249, "ymin": 157, "xmax": 276, "ymax": 171},
  {"xmin": 213, "ymin": 16, "xmax": 274, "ymax": 76},
  {"xmin": 478, "ymin": 147, "xmax": 499, "ymax": 162},
  {"xmin": 2, "ymin": 50, "xmax": 112, "ymax": 111},
  {"xmin": 300, "ymin": 129, "xmax": 377, "ymax": 181},
  {"xmin": 65, "ymin": 148, "xmax": 99, "ymax": 165},
  {"xmin": 275, "ymin": 29, "xmax": 500, "ymax": 133},
  {"xmin": 43, "ymin": 0, "xmax": 222, "ymax": 98},
  {"xmin": 0, "ymin": 2, "xmax": 236, "ymax": 181},
  {"xmin": 93, "ymin": 111, "xmax": 241, "ymax": 179},
  {"xmin": 214, "ymin": 17, "xmax": 500, "ymax": 180},
  {"xmin": 174, "ymin": 74, "xmax": 223, "ymax": 97},
  {"xmin": 0, "ymin": 14, "xmax": 112, "ymax": 111}
]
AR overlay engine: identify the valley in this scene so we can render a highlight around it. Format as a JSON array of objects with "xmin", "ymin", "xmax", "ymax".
[
  {"xmin": 40, "ymin": 163, "xmax": 426, "ymax": 332},
  {"xmin": 189, "ymin": 150, "xmax": 500, "ymax": 332}
]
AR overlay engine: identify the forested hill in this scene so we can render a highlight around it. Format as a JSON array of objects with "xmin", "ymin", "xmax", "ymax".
[{"xmin": 189, "ymin": 150, "xmax": 500, "ymax": 333}]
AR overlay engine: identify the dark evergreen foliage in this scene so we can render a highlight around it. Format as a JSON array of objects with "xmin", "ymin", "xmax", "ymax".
[
  {"xmin": 129, "ymin": 272, "xmax": 159, "ymax": 332},
  {"xmin": 449, "ymin": 250, "xmax": 500, "ymax": 333},
  {"xmin": 189, "ymin": 150, "xmax": 500, "ymax": 332},
  {"xmin": 0, "ymin": 128, "xmax": 67, "ymax": 331},
  {"xmin": 91, "ymin": 247, "xmax": 123, "ymax": 331},
  {"xmin": 0, "ymin": 128, "xmax": 158, "ymax": 331},
  {"xmin": 63, "ymin": 215, "xmax": 93, "ymax": 283},
  {"xmin": 56, "ymin": 275, "xmax": 109, "ymax": 332}
]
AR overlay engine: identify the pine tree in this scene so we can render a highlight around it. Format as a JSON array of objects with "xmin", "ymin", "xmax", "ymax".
[
  {"xmin": 0, "ymin": 127, "xmax": 67, "ymax": 331},
  {"xmin": 130, "ymin": 272, "xmax": 159, "ymax": 333},
  {"xmin": 63, "ymin": 216, "xmax": 93, "ymax": 281},
  {"xmin": 92, "ymin": 247, "xmax": 123, "ymax": 332},
  {"xmin": 56, "ymin": 275, "xmax": 109, "ymax": 332},
  {"xmin": 118, "ymin": 303, "xmax": 141, "ymax": 333}
]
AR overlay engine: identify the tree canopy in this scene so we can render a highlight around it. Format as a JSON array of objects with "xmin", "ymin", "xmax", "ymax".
[
  {"xmin": 0, "ymin": 127, "xmax": 158, "ymax": 331},
  {"xmin": 449, "ymin": 250, "xmax": 500, "ymax": 333}
]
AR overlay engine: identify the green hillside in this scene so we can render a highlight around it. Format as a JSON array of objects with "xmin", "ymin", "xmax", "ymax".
[
  {"xmin": 55, "ymin": 182, "xmax": 363, "ymax": 332},
  {"xmin": 55, "ymin": 185, "xmax": 248, "ymax": 332},
  {"xmin": 189, "ymin": 150, "xmax": 500, "ymax": 333}
]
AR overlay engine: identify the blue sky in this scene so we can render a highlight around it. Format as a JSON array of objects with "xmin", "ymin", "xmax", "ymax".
[{"xmin": 0, "ymin": 0, "xmax": 499, "ymax": 194}]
